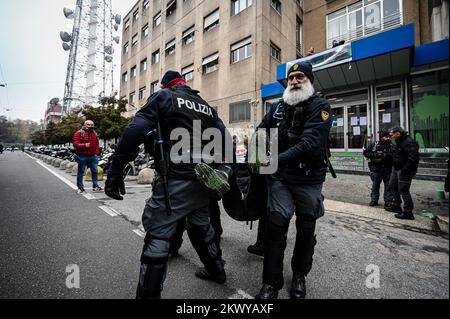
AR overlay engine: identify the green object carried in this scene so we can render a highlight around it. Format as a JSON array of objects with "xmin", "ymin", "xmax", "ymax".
[
  {"xmin": 415, "ymin": 211, "xmax": 436, "ymax": 220},
  {"xmin": 436, "ymin": 190, "xmax": 446, "ymax": 201}
]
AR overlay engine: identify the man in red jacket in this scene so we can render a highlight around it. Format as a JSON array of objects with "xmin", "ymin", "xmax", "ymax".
[{"xmin": 73, "ymin": 120, "xmax": 103, "ymax": 194}]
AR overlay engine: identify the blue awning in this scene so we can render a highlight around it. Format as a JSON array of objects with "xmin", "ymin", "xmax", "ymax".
[
  {"xmin": 414, "ymin": 39, "xmax": 449, "ymax": 66},
  {"xmin": 261, "ymin": 82, "xmax": 285, "ymax": 99},
  {"xmin": 275, "ymin": 24, "xmax": 416, "ymax": 92}
]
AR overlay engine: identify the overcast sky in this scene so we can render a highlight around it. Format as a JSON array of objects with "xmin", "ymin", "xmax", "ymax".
[{"xmin": 0, "ymin": 0, "xmax": 136, "ymax": 122}]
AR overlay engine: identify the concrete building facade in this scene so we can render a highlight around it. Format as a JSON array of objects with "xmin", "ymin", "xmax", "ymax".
[{"xmin": 120, "ymin": 0, "xmax": 304, "ymax": 131}]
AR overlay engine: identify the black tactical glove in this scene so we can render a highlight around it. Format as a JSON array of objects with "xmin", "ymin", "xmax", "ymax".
[{"xmin": 105, "ymin": 175, "xmax": 126, "ymax": 200}]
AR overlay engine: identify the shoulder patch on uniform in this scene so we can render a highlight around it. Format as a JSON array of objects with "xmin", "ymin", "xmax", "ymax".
[{"xmin": 321, "ymin": 110, "xmax": 330, "ymax": 121}]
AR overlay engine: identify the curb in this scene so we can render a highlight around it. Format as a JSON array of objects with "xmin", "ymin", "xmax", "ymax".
[
  {"xmin": 324, "ymin": 199, "xmax": 444, "ymax": 236},
  {"xmin": 435, "ymin": 215, "xmax": 449, "ymax": 234}
]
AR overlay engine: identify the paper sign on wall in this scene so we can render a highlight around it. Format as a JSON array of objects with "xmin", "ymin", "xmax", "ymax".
[
  {"xmin": 360, "ymin": 117, "xmax": 367, "ymax": 126},
  {"xmin": 353, "ymin": 126, "xmax": 361, "ymax": 136},
  {"xmin": 337, "ymin": 118, "xmax": 344, "ymax": 127},
  {"xmin": 382, "ymin": 113, "xmax": 392, "ymax": 123},
  {"xmin": 351, "ymin": 117, "xmax": 359, "ymax": 126}
]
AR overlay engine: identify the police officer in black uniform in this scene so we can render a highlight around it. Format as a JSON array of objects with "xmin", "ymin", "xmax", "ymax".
[
  {"xmin": 105, "ymin": 71, "xmax": 233, "ymax": 299},
  {"xmin": 253, "ymin": 62, "xmax": 333, "ymax": 299},
  {"xmin": 363, "ymin": 131, "xmax": 394, "ymax": 208}
]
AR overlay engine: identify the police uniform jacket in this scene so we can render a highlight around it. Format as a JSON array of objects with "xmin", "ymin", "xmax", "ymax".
[
  {"xmin": 258, "ymin": 93, "xmax": 333, "ymax": 185},
  {"xmin": 363, "ymin": 141, "xmax": 393, "ymax": 173},
  {"xmin": 109, "ymin": 85, "xmax": 229, "ymax": 179}
]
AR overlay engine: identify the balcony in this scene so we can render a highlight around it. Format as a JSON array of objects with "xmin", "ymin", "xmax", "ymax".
[{"xmin": 327, "ymin": 12, "xmax": 402, "ymax": 48}]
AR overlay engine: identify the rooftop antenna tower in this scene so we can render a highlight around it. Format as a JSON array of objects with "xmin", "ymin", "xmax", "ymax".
[{"xmin": 60, "ymin": 0, "xmax": 121, "ymax": 116}]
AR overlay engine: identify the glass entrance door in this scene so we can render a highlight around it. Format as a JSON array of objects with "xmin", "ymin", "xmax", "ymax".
[
  {"xmin": 330, "ymin": 107, "xmax": 345, "ymax": 149},
  {"xmin": 377, "ymin": 99, "xmax": 401, "ymax": 136},
  {"xmin": 347, "ymin": 104, "xmax": 368, "ymax": 149},
  {"xmin": 331, "ymin": 103, "xmax": 368, "ymax": 150}
]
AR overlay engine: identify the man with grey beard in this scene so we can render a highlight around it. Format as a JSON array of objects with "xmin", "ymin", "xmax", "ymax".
[{"xmin": 253, "ymin": 62, "xmax": 333, "ymax": 299}]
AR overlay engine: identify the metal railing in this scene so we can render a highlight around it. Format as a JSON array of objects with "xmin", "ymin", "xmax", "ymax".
[{"xmin": 327, "ymin": 12, "xmax": 402, "ymax": 48}]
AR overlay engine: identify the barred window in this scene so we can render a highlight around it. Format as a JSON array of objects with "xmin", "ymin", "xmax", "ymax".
[{"xmin": 229, "ymin": 101, "xmax": 251, "ymax": 123}]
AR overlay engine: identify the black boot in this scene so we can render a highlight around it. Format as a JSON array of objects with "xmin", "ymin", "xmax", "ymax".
[
  {"xmin": 290, "ymin": 272, "xmax": 306, "ymax": 299},
  {"xmin": 195, "ymin": 266, "xmax": 226, "ymax": 284},
  {"xmin": 385, "ymin": 204, "xmax": 402, "ymax": 213},
  {"xmin": 369, "ymin": 200, "xmax": 378, "ymax": 207},
  {"xmin": 255, "ymin": 284, "xmax": 279, "ymax": 299},
  {"xmin": 262, "ymin": 212, "xmax": 290, "ymax": 291},
  {"xmin": 395, "ymin": 211, "xmax": 415, "ymax": 220},
  {"xmin": 187, "ymin": 224, "xmax": 226, "ymax": 284},
  {"xmin": 247, "ymin": 241, "xmax": 265, "ymax": 256},
  {"xmin": 136, "ymin": 257, "xmax": 168, "ymax": 300},
  {"xmin": 248, "ymin": 213, "xmax": 266, "ymax": 256}
]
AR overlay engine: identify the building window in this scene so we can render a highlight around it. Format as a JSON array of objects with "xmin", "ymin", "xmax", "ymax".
[
  {"xmin": 182, "ymin": 64, "xmax": 194, "ymax": 81},
  {"xmin": 151, "ymin": 81, "xmax": 160, "ymax": 94},
  {"xmin": 202, "ymin": 52, "xmax": 219, "ymax": 74},
  {"xmin": 326, "ymin": 0, "xmax": 403, "ymax": 48},
  {"xmin": 124, "ymin": 19, "xmax": 130, "ymax": 32},
  {"xmin": 231, "ymin": 0, "xmax": 253, "ymax": 16},
  {"xmin": 140, "ymin": 58, "xmax": 147, "ymax": 73},
  {"xmin": 123, "ymin": 42, "xmax": 129, "ymax": 54},
  {"xmin": 122, "ymin": 72, "xmax": 128, "ymax": 83},
  {"xmin": 143, "ymin": 0, "xmax": 150, "ymax": 10},
  {"xmin": 139, "ymin": 87, "xmax": 147, "ymax": 100},
  {"xmin": 142, "ymin": 24, "xmax": 149, "ymax": 38},
  {"xmin": 133, "ymin": 9, "xmax": 139, "ymax": 22},
  {"xmin": 129, "ymin": 92, "xmax": 136, "ymax": 105},
  {"xmin": 152, "ymin": 50, "xmax": 160, "ymax": 64},
  {"xmin": 230, "ymin": 101, "xmax": 251, "ymax": 123},
  {"xmin": 231, "ymin": 37, "xmax": 252, "ymax": 63},
  {"xmin": 166, "ymin": 0, "xmax": 177, "ymax": 16},
  {"xmin": 153, "ymin": 12, "xmax": 162, "ymax": 28},
  {"xmin": 411, "ymin": 69, "xmax": 449, "ymax": 149},
  {"xmin": 165, "ymin": 38, "xmax": 176, "ymax": 56},
  {"xmin": 132, "ymin": 34, "xmax": 138, "ymax": 47},
  {"xmin": 204, "ymin": 9, "xmax": 219, "ymax": 33},
  {"xmin": 295, "ymin": 0, "xmax": 304, "ymax": 8},
  {"xmin": 131, "ymin": 66, "xmax": 137, "ymax": 79},
  {"xmin": 182, "ymin": 25, "xmax": 195, "ymax": 46},
  {"xmin": 271, "ymin": 0, "xmax": 282, "ymax": 14},
  {"xmin": 270, "ymin": 43, "xmax": 281, "ymax": 61}
]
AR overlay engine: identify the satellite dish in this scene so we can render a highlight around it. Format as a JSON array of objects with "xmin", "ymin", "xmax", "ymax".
[
  {"xmin": 63, "ymin": 7, "xmax": 74, "ymax": 19},
  {"xmin": 60, "ymin": 31, "xmax": 72, "ymax": 42},
  {"xmin": 114, "ymin": 14, "xmax": 122, "ymax": 25},
  {"xmin": 105, "ymin": 45, "xmax": 114, "ymax": 55},
  {"xmin": 113, "ymin": 36, "xmax": 120, "ymax": 44},
  {"xmin": 105, "ymin": 55, "xmax": 113, "ymax": 63},
  {"xmin": 62, "ymin": 43, "xmax": 71, "ymax": 51},
  {"xmin": 114, "ymin": 24, "xmax": 119, "ymax": 31}
]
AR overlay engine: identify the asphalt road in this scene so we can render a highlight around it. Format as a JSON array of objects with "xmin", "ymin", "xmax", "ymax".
[{"xmin": 0, "ymin": 152, "xmax": 448, "ymax": 299}]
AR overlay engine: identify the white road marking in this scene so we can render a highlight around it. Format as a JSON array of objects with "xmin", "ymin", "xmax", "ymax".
[
  {"xmin": 83, "ymin": 194, "xmax": 96, "ymax": 200},
  {"xmin": 125, "ymin": 185, "xmax": 152, "ymax": 188},
  {"xmin": 25, "ymin": 153, "xmax": 35, "ymax": 160},
  {"xmin": 99, "ymin": 205, "xmax": 119, "ymax": 217},
  {"xmin": 35, "ymin": 160, "xmax": 78, "ymax": 190},
  {"xmin": 228, "ymin": 289, "xmax": 254, "ymax": 299},
  {"xmin": 133, "ymin": 229, "xmax": 146, "ymax": 238}
]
